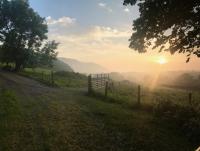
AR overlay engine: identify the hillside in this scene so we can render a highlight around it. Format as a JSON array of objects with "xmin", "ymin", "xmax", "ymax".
[
  {"xmin": 59, "ymin": 58, "xmax": 108, "ymax": 74},
  {"xmin": 53, "ymin": 59, "xmax": 73, "ymax": 72}
]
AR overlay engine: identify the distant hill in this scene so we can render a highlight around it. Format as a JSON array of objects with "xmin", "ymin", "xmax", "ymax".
[
  {"xmin": 59, "ymin": 58, "xmax": 108, "ymax": 74},
  {"xmin": 52, "ymin": 59, "xmax": 73, "ymax": 72}
]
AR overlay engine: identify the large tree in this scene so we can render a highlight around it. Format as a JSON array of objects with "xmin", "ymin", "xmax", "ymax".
[
  {"xmin": 0, "ymin": 0, "xmax": 57, "ymax": 70},
  {"xmin": 124, "ymin": 0, "xmax": 200, "ymax": 62}
]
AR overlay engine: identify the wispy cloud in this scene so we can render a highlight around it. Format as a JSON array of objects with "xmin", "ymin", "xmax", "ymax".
[
  {"xmin": 90, "ymin": 26, "xmax": 130, "ymax": 39},
  {"xmin": 98, "ymin": 2, "xmax": 106, "ymax": 7},
  {"xmin": 46, "ymin": 16, "xmax": 76, "ymax": 27},
  {"xmin": 98, "ymin": 2, "xmax": 113, "ymax": 12}
]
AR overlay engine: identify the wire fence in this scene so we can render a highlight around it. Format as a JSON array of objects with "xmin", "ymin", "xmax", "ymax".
[{"xmin": 88, "ymin": 74, "xmax": 200, "ymax": 107}]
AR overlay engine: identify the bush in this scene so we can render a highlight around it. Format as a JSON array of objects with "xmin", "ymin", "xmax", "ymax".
[{"xmin": 154, "ymin": 100, "xmax": 200, "ymax": 146}]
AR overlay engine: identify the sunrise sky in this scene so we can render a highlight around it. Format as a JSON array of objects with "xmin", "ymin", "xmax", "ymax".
[{"xmin": 29, "ymin": 0, "xmax": 200, "ymax": 72}]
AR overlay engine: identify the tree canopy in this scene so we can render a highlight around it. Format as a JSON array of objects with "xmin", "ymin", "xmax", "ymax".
[
  {"xmin": 124, "ymin": 0, "xmax": 200, "ymax": 62},
  {"xmin": 0, "ymin": 0, "xmax": 58, "ymax": 70}
]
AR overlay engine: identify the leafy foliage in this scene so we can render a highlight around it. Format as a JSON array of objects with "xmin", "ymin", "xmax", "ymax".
[
  {"xmin": 124, "ymin": 0, "xmax": 200, "ymax": 61},
  {"xmin": 26, "ymin": 40, "xmax": 59, "ymax": 68},
  {"xmin": 0, "ymin": 0, "xmax": 58, "ymax": 70},
  {"xmin": 39, "ymin": 41, "xmax": 59, "ymax": 67}
]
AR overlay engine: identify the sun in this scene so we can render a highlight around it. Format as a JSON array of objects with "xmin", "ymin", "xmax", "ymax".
[{"xmin": 156, "ymin": 56, "xmax": 168, "ymax": 65}]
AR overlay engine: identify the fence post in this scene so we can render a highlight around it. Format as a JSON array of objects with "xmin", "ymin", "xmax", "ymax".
[
  {"xmin": 88, "ymin": 75, "xmax": 92, "ymax": 94},
  {"xmin": 105, "ymin": 81, "xmax": 108, "ymax": 97},
  {"xmin": 137, "ymin": 85, "xmax": 141, "ymax": 106},
  {"xmin": 189, "ymin": 92, "xmax": 192, "ymax": 106},
  {"xmin": 51, "ymin": 71, "xmax": 54, "ymax": 85}
]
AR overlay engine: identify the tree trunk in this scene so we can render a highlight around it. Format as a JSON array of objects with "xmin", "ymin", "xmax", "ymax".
[{"xmin": 15, "ymin": 61, "xmax": 22, "ymax": 72}]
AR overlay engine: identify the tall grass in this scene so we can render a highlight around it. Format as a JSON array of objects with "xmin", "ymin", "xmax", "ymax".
[
  {"xmin": 98, "ymin": 81, "xmax": 200, "ymax": 107},
  {"xmin": 20, "ymin": 68, "xmax": 88, "ymax": 88}
]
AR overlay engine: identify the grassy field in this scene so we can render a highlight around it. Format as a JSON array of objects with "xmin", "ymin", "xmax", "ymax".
[
  {"xmin": 0, "ymin": 71, "xmax": 199, "ymax": 151},
  {"xmin": 20, "ymin": 68, "xmax": 87, "ymax": 88},
  {"xmin": 96, "ymin": 81, "xmax": 200, "ymax": 108},
  {"xmin": 92, "ymin": 81, "xmax": 200, "ymax": 146}
]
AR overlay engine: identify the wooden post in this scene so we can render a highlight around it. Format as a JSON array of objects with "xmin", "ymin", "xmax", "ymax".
[
  {"xmin": 105, "ymin": 81, "xmax": 108, "ymax": 97},
  {"xmin": 97, "ymin": 74, "xmax": 99, "ymax": 88},
  {"xmin": 137, "ymin": 85, "xmax": 141, "ymax": 106},
  {"xmin": 189, "ymin": 92, "xmax": 192, "ymax": 105},
  {"xmin": 101, "ymin": 75, "xmax": 102, "ymax": 87},
  {"xmin": 88, "ymin": 75, "xmax": 92, "ymax": 94},
  {"xmin": 51, "ymin": 71, "xmax": 54, "ymax": 85}
]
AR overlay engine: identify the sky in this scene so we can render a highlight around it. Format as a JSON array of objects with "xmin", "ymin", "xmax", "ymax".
[{"xmin": 29, "ymin": 0, "xmax": 200, "ymax": 73}]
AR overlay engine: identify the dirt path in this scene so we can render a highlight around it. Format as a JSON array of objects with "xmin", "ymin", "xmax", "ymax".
[{"xmin": 0, "ymin": 71, "xmax": 58, "ymax": 96}]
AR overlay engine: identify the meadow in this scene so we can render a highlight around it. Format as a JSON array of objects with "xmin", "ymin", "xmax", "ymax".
[
  {"xmin": 0, "ymin": 68, "xmax": 199, "ymax": 150},
  {"xmin": 93, "ymin": 80, "xmax": 200, "ymax": 107}
]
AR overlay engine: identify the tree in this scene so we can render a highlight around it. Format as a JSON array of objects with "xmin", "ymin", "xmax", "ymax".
[
  {"xmin": 0, "ymin": 0, "xmax": 57, "ymax": 71},
  {"xmin": 124, "ymin": 0, "xmax": 200, "ymax": 62},
  {"xmin": 38, "ymin": 41, "xmax": 59, "ymax": 68},
  {"xmin": 25, "ymin": 41, "xmax": 58, "ymax": 69}
]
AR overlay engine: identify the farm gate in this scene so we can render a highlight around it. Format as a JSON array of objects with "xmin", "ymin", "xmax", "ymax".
[{"xmin": 88, "ymin": 74, "xmax": 111, "ymax": 97}]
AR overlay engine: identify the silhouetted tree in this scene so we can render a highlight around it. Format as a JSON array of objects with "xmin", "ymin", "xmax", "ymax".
[
  {"xmin": 124, "ymin": 0, "xmax": 200, "ymax": 62},
  {"xmin": 0, "ymin": 0, "xmax": 58, "ymax": 71}
]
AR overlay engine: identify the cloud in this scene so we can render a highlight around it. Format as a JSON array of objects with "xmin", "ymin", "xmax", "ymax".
[
  {"xmin": 98, "ymin": 2, "xmax": 113, "ymax": 12},
  {"xmin": 47, "ymin": 25, "xmax": 131, "ymax": 59},
  {"xmin": 98, "ymin": 2, "xmax": 106, "ymax": 7},
  {"xmin": 46, "ymin": 16, "xmax": 76, "ymax": 27},
  {"xmin": 49, "ymin": 26, "xmax": 130, "ymax": 46},
  {"xmin": 124, "ymin": 8, "xmax": 130, "ymax": 12},
  {"xmin": 89, "ymin": 26, "xmax": 130, "ymax": 39}
]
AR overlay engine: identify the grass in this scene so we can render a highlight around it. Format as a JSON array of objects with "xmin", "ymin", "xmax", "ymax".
[
  {"xmin": 0, "ymin": 87, "xmax": 195, "ymax": 151},
  {"xmin": 92, "ymin": 81, "xmax": 200, "ymax": 147},
  {"xmin": 0, "ymin": 89, "xmax": 23, "ymax": 150},
  {"xmin": 20, "ymin": 68, "xmax": 88, "ymax": 88},
  {"xmin": 0, "ymin": 71, "xmax": 198, "ymax": 150},
  {"xmin": 54, "ymin": 71, "xmax": 87, "ymax": 88},
  {"xmin": 94, "ymin": 81, "xmax": 200, "ymax": 108}
]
